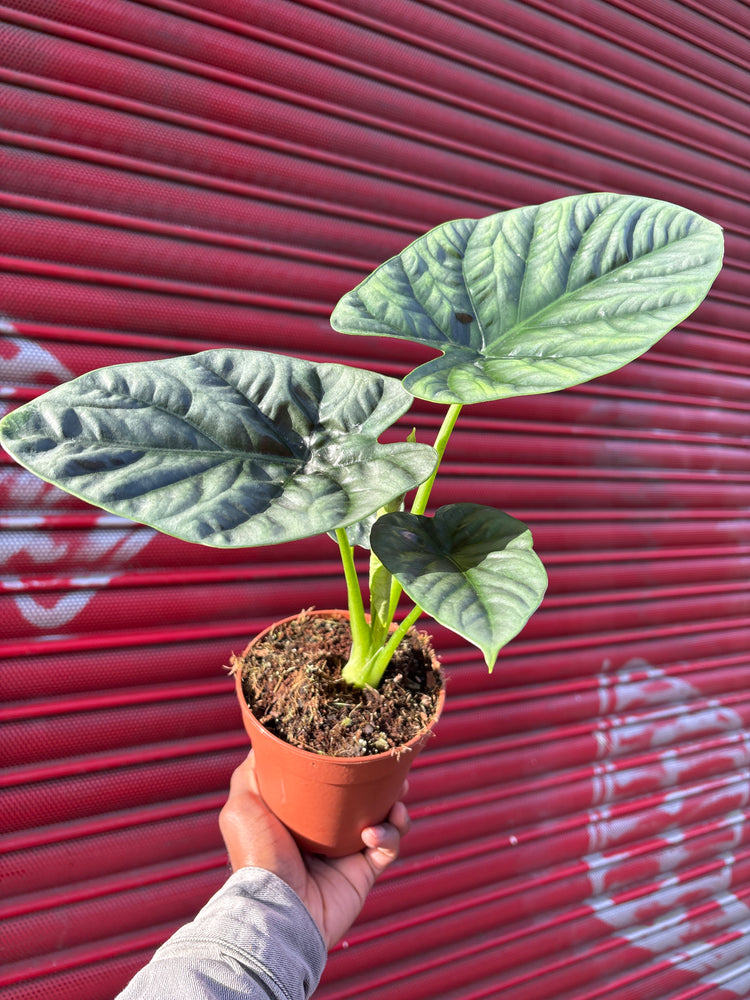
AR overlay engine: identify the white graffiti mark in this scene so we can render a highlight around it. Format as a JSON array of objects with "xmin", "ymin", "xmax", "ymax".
[
  {"xmin": 585, "ymin": 666, "xmax": 750, "ymax": 996},
  {"xmin": 586, "ymin": 814, "xmax": 747, "ymax": 899},
  {"xmin": 700, "ymin": 950, "xmax": 750, "ymax": 997},
  {"xmin": 0, "ymin": 469, "xmax": 73, "ymax": 508},
  {"xmin": 8, "ymin": 526, "xmax": 155, "ymax": 628},
  {"xmin": 13, "ymin": 589, "xmax": 104, "ymax": 628},
  {"xmin": 83, "ymin": 524, "xmax": 157, "ymax": 564},
  {"xmin": 0, "ymin": 533, "xmax": 70, "ymax": 567},
  {"xmin": 691, "ymin": 915, "xmax": 750, "ymax": 993},
  {"xmin": 0, "ymin": 335, "xmax": 73, "ymax": 383},
  {"xmin": 595, "ymin": 661, "xmax": 747, "ymax": 761},
  {"xmin": 597, "ymin": 659, "xmax": 699, "ymax": 715},
  {"xmin": 591, "ymin": 734, "xmax": 750, "ymax": 807},
  {"xmin": 0, "ymin": 527, "xmax": 156, "ymax": 570},
  {"xmin": 594, "ymin": 868, "xmax": 741, "ymax": 937}
]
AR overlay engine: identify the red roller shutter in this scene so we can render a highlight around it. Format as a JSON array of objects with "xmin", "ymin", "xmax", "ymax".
[{"xmin": 1, "ymin": 1, "xmax": 749, "ymax": 998}]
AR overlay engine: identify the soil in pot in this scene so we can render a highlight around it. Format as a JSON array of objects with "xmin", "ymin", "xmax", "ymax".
[{"xmin": 231, "ymin": 609, "xmax": 443, "ymax": 757}]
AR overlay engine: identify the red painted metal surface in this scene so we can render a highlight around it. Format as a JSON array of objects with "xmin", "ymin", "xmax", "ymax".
[{"xmin": 2, "ymin": 1, "xmax": 750, "ymax": 998}]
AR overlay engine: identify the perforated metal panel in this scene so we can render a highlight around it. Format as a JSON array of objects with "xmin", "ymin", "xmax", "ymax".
[{"xmin": 1, "ymin": 2, "xmax": 749, "ymax": 998}]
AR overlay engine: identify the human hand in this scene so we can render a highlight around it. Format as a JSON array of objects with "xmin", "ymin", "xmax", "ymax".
[{"xmin": 218, "ymin": 752, "xmax": 411, "ymax": 948}]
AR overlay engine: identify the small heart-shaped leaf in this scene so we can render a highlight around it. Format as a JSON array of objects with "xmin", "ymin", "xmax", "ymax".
[
  {"xmin": 0, "ymin": 350, "xmax": 437, "ymax": 547},
  {"xmin": 371, "ymin": 503, "xmax": 547, "ymax": 668},
  {"xmin": 331, "ymin": 193, "xmax": 724, "ymax": 404}
]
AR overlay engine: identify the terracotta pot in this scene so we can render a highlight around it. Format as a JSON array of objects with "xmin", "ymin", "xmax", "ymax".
[{"xmin": 233, "ymin": 609, "xmax": 444, "ymax": 857}]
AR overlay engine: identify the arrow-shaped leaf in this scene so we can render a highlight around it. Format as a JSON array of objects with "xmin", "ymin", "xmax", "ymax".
[
  {"xmin": 371, "ymin": 503, "xmax": 548, "ymax": 668},
  {"xmin": 331, "ymin": 193, "xmax": 724, "ymax": 404},
  {"xmin": 0, "ymin": 349, "xmax": 437, "ymax": 547}
]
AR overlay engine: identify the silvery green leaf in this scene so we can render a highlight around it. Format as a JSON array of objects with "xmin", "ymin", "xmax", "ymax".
[
  {"xmin": 331, "ymin": 193, "xmax": 724, "ymax": 404},
  {"xmin": 371, "ymin": 503, "xmax": 548, "ymax": 669},
  {"xmin": 328, "ymin": 488, "xmax": 406, "ymax": 550},
  {"xmin": 0, "ymin": 350, "xmax": 437, "ymax": 547},
  {"xmin": 329, "ymin": 514, "xmax": 375, "ymax": 550}
]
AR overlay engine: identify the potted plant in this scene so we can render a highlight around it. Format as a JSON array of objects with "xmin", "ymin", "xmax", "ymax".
[{"xmin": 0, "ymin": 193, "xmax": 723, "ymax": 854}]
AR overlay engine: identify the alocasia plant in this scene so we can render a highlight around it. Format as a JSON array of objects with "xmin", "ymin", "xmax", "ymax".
[{"xmin": 0, "ymin": 193, "xmax": 724, "ymax": 690}]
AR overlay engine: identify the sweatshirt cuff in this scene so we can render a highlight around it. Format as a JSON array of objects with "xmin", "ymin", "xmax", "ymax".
[{"xmin": 160, "ymin": 866, "xmax": 327, "ymax": 1000}]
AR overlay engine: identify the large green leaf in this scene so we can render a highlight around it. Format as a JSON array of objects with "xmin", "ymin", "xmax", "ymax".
[
  {"xmin": 330, "ymin": 193, "xmax": 724, "ymax": 404},
  {"xmin": 371, "ymin": 503, "xmax": 548, "ymax": 669},
  {"xmin": 0, "ymin": 350, "xmax": 438, "ymax": 547}
]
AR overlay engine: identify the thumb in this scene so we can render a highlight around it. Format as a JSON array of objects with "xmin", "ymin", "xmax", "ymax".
[{"xmin": 360, "ymin": 800, "xmax": 411, "ymax": 876}]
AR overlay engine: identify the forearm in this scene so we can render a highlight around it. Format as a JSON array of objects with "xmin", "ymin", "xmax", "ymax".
[{"xmin": 116, "ymin": 867, "xmax": 327, "ymax": 1000}]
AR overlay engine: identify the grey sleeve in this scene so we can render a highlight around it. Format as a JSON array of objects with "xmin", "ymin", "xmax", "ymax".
[{"xmin": 115, "ymin": 867, "xmax": 327, "ymax": 1000}]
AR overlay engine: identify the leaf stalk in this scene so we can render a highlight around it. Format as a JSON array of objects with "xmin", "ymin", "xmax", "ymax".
[{"xmin": 342, "ymin": 403, "xmax": 463, "ymax": 687}]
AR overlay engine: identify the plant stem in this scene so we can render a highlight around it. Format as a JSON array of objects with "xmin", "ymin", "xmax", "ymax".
[
  {"xmin": 411, "ymin": 403, "xmax": 463, "ymax": 516},
  {"xmin": 387, "ymin": 402, "xmax": 464, "ymax": 619},
  {"xmin": 366, "ymin": 603, "xmax": 424, "ymax": 687},
  {"xmin": 342, "ymin": 405, "xmax": 462, "ymax": 688},
  {"xmin": 335, "ymin": 527, "xmax": 370, "ymax": 656}
]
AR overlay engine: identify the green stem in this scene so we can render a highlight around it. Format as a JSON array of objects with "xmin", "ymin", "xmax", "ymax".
[
  {"xmin": 343, "ymin": 405, "xmax": 463, "ymax": 688},
  {"xmin": 411, "ymin": 402, "xmax": 463, "ymax": 516},
  {"xmin": 354, "ymin": 603, "xmax": 425, "ymax": 690},
  {"xmin": 375, "ymin": 603, "xmax": 424, "ymax": 677},
  {"xmin": 335, "ymin": 527, "xmax": 370, "ymax": 656},
  {"xmin": 387, "ymin": 403, "xmax": 464, "ymax": 619}
]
